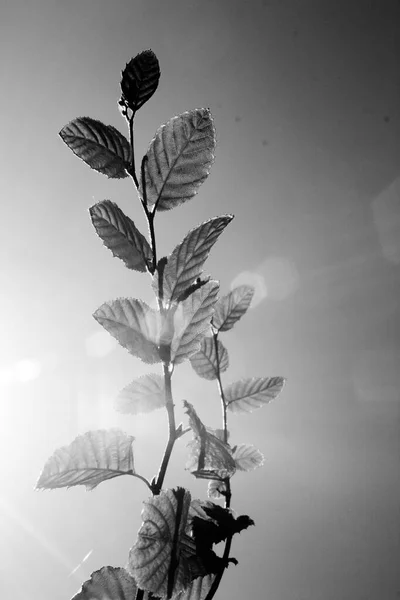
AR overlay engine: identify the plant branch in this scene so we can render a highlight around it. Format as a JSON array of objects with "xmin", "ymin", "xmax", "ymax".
[
  {"xmin": 147, "ymin": 211, "xmax": 157, "ymax": 274},
  {"xmin": 203, "ymin": 330, "xmax": 234, "ymax": 600},
  {"xmin": 153, "ymin": 362, "xmax": 177, "ymax": 495},
  {"xmin": 132, "ymin": 473, "xmax": 153, "ymax": 491},
  {"xmin": 204, "ymin": 535, "xmax": 233, "ymax": 600},
  {"xmin": 140, "ymin": 155, "xmax": 157, "ymax": 275},
  {"xmin": 212, "ymin": 331, "xmax": 228, "ymax": 443},
  {"xmin": 128, "ymin": 113, "xmax": 139, "ymax": 187},
  {"xmin": 213, "ymin": 332, "xmax": 232, "ymax": 507}
]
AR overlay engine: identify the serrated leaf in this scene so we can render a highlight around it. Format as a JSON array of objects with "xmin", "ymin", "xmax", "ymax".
[
  {"xmin": 36, "ymin": 429, "xmax": 135, "ymax": 491},
  {"xmin": 71, "ymin": 566, "xmax": 139, "ymax": 600},
  {"xmin": 225, "ymin": 376, "xmax": 285, "ymax": 414},
  {"xmin": 184, "ymin": 401, "xmax": 236, "ymax": 480},
  {"xmin": 128, "ymin": 488, "xmax": 200, "ymax": 598},
  {"xmin": 59, "ymin": 117, "xmax": 131, "ymax": 178},
  {"xmin": 93, "ymin": 298, "xmax": 161, "ymax": 364},
  {"xmin": 207, "ymin": 479, "xmax": 227, "ymax": 500},
  {"xmin": 212, "ymin": 285, "xmax": 254, "ymax": 332},
  {"xmin": 120, "ymin": 49, "xmax": 160, "ymax": 113},
  {"xmin": 115, "ymin": 373, "xmax": 165, "ymax": 415},
  {"xmin": 172, "ymin": 281, "xmax": 219, "ymax": 365},
  {"xmin": 140, "ymin": 108, "xmax": 216, "ymax": 212},
  {"xmin": 89, "ymin": 200, "xmax": 152, "ymax": 272},
  {"xmin": 190, "ymin": 337, "xmax": 229, "ymax": 380},
  {"xmin": 158, "ymin": 216, "xmax": 233, "ymax": 304},
  {"xmin": 233, "ymin": 444, "xmax": 265, "ymax": 471},
  {"xmin": 172, "ymin": 575, "xmax": 215, "ymax": 600}
]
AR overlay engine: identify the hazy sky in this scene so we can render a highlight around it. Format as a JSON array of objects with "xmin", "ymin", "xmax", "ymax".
[{"xmin": 1, "ymin": 1, "xmax": 399, "ymax": 599}]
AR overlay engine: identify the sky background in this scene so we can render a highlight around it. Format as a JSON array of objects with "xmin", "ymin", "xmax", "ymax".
[{"xmin": 1, "ymin": 1, "xmax": 400, "ymax": 599}]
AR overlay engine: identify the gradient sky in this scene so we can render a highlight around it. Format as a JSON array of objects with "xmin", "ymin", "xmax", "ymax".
[{"xmin": 1, "ymin": 1, "xmax": 400, "ymax": 599}]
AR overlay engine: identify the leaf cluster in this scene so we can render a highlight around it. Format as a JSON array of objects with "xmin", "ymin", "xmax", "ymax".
[{"xmin": 38, "ymin": 49, "xmax": 286, "ymax": 600}]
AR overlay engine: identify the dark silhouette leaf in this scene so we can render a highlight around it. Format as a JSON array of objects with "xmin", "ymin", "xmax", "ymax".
[
  {"xmin": 192, "ymin": 504, "xmax": 254, "ymax": 547},
  {"xmin": 190, "ymin": 337, "xmax": 229, "ymax": 380},
  {"xmin": 89, "ymin": 200, "xmax": 152, "ymax": 272},
  {"xmin": 59, "ymin": 117, "xmax": 131, "ymax": 178},
  {"xmin": 93, "ymin": 298, "xmax": 161, "ymax": 364},
  {"xmin": 225, "ymin": 376, "xmax": 285, "ymax": 413},
  {"xmin": 212, "ymin": 285, "xmax": 254, "ymax": 332},
  {"xmin": 120, "ymin": 49, "xmax": 160, "ymax": 112},
  {"xmin": 71, "ymin": 566, "xmax": 139, "ymax": 600},
  {"xmin": 115, "ymin": 373, "xmax": 165, "ymax": 415},
  {"xmin": 140, "ymin": 108, "xmax": 216, "ymax": 212},
  {"xmin": 36, "ymin": 430, "xmax": 135, "ymax": 491},
  {"xmin": 172, "ymin": 281, "xmax": 219, "ymax": 365},
  {"xmin": 157, "ymin": 216, "xmax": 233, "ymax": 304}
]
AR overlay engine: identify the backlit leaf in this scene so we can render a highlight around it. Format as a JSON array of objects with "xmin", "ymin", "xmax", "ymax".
[
  {"xmin": 225, "ymin": 376, "xmax": 285, "ymax": 414},
  {"xmin": 115, "ymin": 373, "xmax": 165, "ymax": 415},
  {"xmin": 128, "ymin": 488, "xmax": 199, "ymax": 598},
  {"xmin": 190, "ymin": 337, "xmax": 229, "ymax": 380},
  {"xmin": 172, "ymin": 281, "xmax": 219, "ymax": 365},
  {"xmin": 207, "ymin": 479, "xmax": 227, "ymax": 500},
  {"xmin": 36, "ymin": 429, "xmax": 135, "ymax": 491},
  {"xmin": 212, "ymin": 285, "xmax": 254, "ymax": 332},
  {"xmin": 71, "ymin": 566, "xmax": 139, "ymax": 600},
  {"xmin": 59, "ymin": 117, "xmax": 131, "ymax": 178},
  {"xmin": 159, "ymin": 216, "xmax": 233, "ymax": 304},
  {"xmin": 120, "ymin": 49, "xmax": 160, "ymax": 113},
  {"xmin": 89, "ymin": 200, "xmax": 152, "ymax": 272},
  {"xmin": 140, "ymin": 108, "xmax": 216, "ymax": 212},
  {"xmin": 93, "ymin": 298, "xmax": 161, "ymax": 364},
  {"xmin": 233, "ymin": 444, "xmax": 265, "ymax": 471},
  {"xmin": 184, "ymin": 401, "xmax": 236, "ymax": 480}
]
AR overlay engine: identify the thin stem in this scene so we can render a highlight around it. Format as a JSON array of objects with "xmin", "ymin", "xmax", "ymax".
[
  {"xmin": 128, "ymin": 114, "xmax": 139, "ymax": 187},
  {"xmin": 203, "ymin": 332, "xmax": 234, "ymax": 600},
  {"xmin": 212, "ymin": 331, "xmax": 228, "ymax": 443},
  {"xmin": 147, "ymin": 211, "xmax": 157, "ymax": 273},
  {"xmin": 204, "ymin": 536, "xmax": 233, "ymax": 600},
  {"xmin": 132, "ymin": 473, "xmax": 153, "ymax": 491},
  {"xmin": 153, "ymin": 362, "xmax": 177, "ymax": 495},
  {"xmin": 140, "ymin": 155, "xmax": 157, "ymax": 275}
]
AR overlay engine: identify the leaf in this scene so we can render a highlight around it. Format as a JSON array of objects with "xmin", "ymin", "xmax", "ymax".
[
  {"xmin": 59, "ymin": 117, "xmax": 131, "ymax": 178},
  {"xmin": 192, "ymin": 504, "xmax": 254, "ymax": 547},
  {"xmin": 128, "ymin": 488, "xmax": 200, "ymax": 598},
  {"xmin": 212, "ymin": 285, "xmax": 254, "ymax": 332},
  {"xmin": 190, "ymin": 337, "xmax": 229, "ymax": 380},
  {"xmin": 93, "ymin": 298, "xmax": 161, "ymax": 364},
  {"xmin": 71, "ymin": 566, "xmax": 139, "ymax": 600},
  {"xmin": 172, "ymin": 575, "xmax": 215, "ymax": 600},
  {"xmin": 120, "ymin": 49, "xmax": 160, "ymax": 113},
  {"xmin": 115, "ymin": 373, "xmax": 165, "ymax": 415},
  {"xmin": 158, "ymin": 215, "xmax": 233, "ymax": 304},
  {"xmin": 225, "ymin": 376, "xmax": 286, "ymax": 414},
  {"xmin": 233, "ymin": 444, "xmax": 265, "ymax": 471},
  {"xmin": 172, "ymin": 281, "xmax": 219, "ymax": 365},
  {"xmin": 207, "ymin": 479, "xmax": 227, "ymax": 500},
  {"xmin": 89, "ymin": 200, "xmax": 152, "ymax": 272},
  {"xmin": 140, "ymin": 108, "xmax": 216, "ymax": 212},
  {"xmin": 36, "ymin": 429, "xmax": 135, "ymax": 491},
  {"xmin": 184, "ymin": 401, "xmax": 236, "ymax": 480}
]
